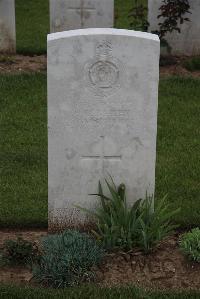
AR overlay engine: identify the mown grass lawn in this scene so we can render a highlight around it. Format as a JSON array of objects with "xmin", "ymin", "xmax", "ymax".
[
  {"xmin": 15, "ymin": 0, "xmax": 146, "ymax": 54},
  {"xmin": 15, "ymin": 0, "xmax": 49, "ymax": 54},
  {"xmin": 0, "ymin": 74, "xmax": 47, "ymax": 227},
  {"xmin": 0, "ymin": 285, "xmax": 200, "ymax": 299},
  {"xmin": 156, "ymin": 77, "xmax": 200, "ymax": 226},
  {"xmin": 0, "ymin": 74, "xmax": 199, "ymax": 228}
]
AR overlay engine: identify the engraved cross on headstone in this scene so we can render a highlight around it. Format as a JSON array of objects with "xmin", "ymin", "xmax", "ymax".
[
  {"xmin": 68, "ymin": 0, "xmax": 96, "ymax": 27},
  {"xmin": 81, "ymin": 136, "xmax": 122, "ymax": 174}
]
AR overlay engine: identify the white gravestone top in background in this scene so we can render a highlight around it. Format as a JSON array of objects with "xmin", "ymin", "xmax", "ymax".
[
  {"xmin": 50, "ymin": 0, "xmax": 114, "ymax": 32},
  {"xmin": 0, "ymin": 0, "xmax": 16, "ymax": 53},
  {"xmin": 48, "ymin": 28, "xmax": 160, "ymax": 230},
  {"xmin": 148, "ymin": 0, "xmax": 200, "ymax": 55}
]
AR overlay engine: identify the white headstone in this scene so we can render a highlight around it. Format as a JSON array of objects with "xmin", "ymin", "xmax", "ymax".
[
  {"xmin": 148, "ymin": 0, "xmax": 200, "ymax": 55},
  {"xmin": 49, "ymin": 0, "xmax": 114, "ymax": 32},
  {"xmin": 0, "ymin": 0, "xmax": 16, "ymax": 53},
  {"xmin": 48, "ymin": 28, "xmax": 160, "ymax": 230}
]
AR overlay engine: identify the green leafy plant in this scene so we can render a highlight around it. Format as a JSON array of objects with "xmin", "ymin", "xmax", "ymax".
[
  {"xmin": 129, "ymin": 0, "xmax": 191, "ymax": 37},
  {"xmin": 138, "ymin": 194, "xmax": 180, "ymax": 253},
  {"xmin": 77, "ymin": 178, "xmax": 141, "ymax": 250},
  {"xmin": 154, "ymin": 0, "xmax": 191, "ymax": 54},
  {"xmin": 158, "ymin": 0, "xmax": 191, "ymax": 39},
  {"xmin": 78, "ymin": 177, "xmax": 180, "ymax": 253},
  {"xmin": 129, "ymin": 0, "xmax": 191, "ymax": 55},
  {"xmin": 180, "ymin": 228, "xmax": 200, "ymax": 262},
  {"xmin": 0, "ymin": 237, "xmax": 38, "ymax": 266},
  {"xmin": 32, "ymin": 230, "xmax": 104, "ymax": 288}
]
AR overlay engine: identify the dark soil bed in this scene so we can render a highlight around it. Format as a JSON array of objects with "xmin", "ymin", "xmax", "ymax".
[
  {"xmin": 0, "ymin": 54, "xmax": 200, "ymax": 78},
  {"xmin": 0, "ymin": 230, "xmax": 47, "ymax": 285},
  {"xmin": 95, "ymin": 233, "xmax": 200, "ymax": 290},
  {"xmin": 0, "ymin": 229, "xmax": 199, "ymax": 291},
  {"xmin": 0, "ymin": 54, "xmax": 46, "ymax": 73}
]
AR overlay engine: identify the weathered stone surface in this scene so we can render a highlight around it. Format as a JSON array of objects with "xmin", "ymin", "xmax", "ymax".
[
  {"xmin": 50, "ymin": 0, "xmax": 114, "ymax": 32},
  {"xmin": 0, "ymin": 0, "xmax": 16, "ymax": 53},
  {"xmin": 48, "ymin": 28, "xmax": 160, "ymax": 229},
  {"xmin": 148, "ymin": 0, "xmax": 200, "ymax": 55}
]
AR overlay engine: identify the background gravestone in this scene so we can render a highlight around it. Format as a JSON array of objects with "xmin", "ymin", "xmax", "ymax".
[
  {"xmin": 0, "ymin": 0, "xmax": 16, "ymax": 53},
  {"xmin": 48, "ymin": 28, "xmax": 160, "ymax": 230},
  {"xmin": 148, "ymin": 0, "xmax": 200, "ymax": 55},
  {"xmin": 50, "ymin": 0, "xmax": 114, "ymax": 33}
]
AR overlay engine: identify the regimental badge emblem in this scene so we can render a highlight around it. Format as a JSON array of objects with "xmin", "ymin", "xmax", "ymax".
[{"xmin": 85, "ymin": 41, "xmax": 123, "ymax": 97}]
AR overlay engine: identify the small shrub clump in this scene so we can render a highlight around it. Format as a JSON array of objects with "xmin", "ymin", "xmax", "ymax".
[
  {"xmin": 78, "ymin": 178, "xmax": 180, "ymax": 253},
  {"xmin": 78, "ymin": 180, "xmax": 141, "ymax": 250},
  {"xmin": 0, "ymin": 237, "xmax": 38, "ymax": 266},
  {"xmin": 32, "ymin": 230, "xmax": 104, "ymax": 288},
  {"xmin": 180, "ymin": 228, "xmax": 200, "ymax": 262},
  {"xmin": 157, "ymin": 0, "xmax": 191, "ymax": 39}
]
